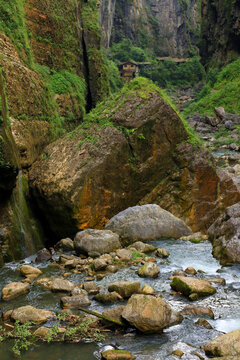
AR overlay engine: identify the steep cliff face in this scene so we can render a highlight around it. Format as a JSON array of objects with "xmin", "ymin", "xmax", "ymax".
[
  {"xmin": 100, "ymin": 0, "xmax": 200, "ymax": 57},
  {"xmin": 201, "ymin": 0, "xmax": 240, "ymax": 66}
]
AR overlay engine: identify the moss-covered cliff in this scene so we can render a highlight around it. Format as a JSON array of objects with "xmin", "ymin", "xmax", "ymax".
[{"xmin": 0, "ymin": 0, "xmax": 110, "ymax": 265}]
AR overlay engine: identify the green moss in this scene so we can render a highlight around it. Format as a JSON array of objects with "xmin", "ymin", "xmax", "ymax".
[
  {"xmin": 0, "ymin": 0, "xmax": 33, "ymax": 65},
  {"xmin": 183, "ymin": 58, "xmax": 240, "ymax": 116}
]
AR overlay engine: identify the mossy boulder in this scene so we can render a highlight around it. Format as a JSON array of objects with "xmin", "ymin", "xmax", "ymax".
[{"xmin": 170, "ymin": 276, "xmax": 216, "ymax": 300}]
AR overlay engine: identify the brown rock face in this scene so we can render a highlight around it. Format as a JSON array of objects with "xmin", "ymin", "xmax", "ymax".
[{"xmin": 140, "ymin": 143, "xmax": 240, "ymax": 233}]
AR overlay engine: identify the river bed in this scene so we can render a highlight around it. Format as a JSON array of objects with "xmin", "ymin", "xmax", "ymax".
[{"xmin": 0, "ymin": 238, "xmax": 240, "ymax": 359}]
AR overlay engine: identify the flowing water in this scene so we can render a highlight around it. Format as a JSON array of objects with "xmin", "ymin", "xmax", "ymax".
[{"xmin": 1, "ymin": 239, "xmax": 240, "ymax": 359}]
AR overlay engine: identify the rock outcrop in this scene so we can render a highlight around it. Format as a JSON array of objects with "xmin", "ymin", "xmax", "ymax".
[{"xmin": 208, "ymin": 202, "xmax": 240, "ymax": 265}]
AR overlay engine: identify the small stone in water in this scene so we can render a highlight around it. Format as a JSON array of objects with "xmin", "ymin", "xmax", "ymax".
[{"xmin": 172, "ymin": 349, "xmax": 184, "ymax": 357}]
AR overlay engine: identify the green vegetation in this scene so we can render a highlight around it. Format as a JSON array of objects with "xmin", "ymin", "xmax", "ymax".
[
  {"xmin": 211, "ymin": 126, "xmax": 240, "ymax": 147},
  {"xmin": 110, "ymin": 39, "xmax": 149, "ymax": 63},
  {"xmin": 69, "ymin": 77, "xmax": 200, "ymax": 147},
  {"xmin": 33, "ymin": 64, "xmax": 86, "ymax": 138},
  {"xmin": 0, "ymin": 0, "xmax": 33, "ymax": 64},
  {"xmin": 183, "ymin": 59, "xmax": 240, "ymax": 116},
  {"xmin": 141, "ymin": 57, "xmax": 205, "ymax": 88}
]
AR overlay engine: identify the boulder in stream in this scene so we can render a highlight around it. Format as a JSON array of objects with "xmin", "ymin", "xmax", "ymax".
[
  {"xmin": 2, "ymin": 282, "xmax": 30, "ymax": 300},
  {"xmin": 105, "ymin": 205, "xmax": 192, "ymax": 245},
  {"xmin": 74, "ymin": 229, "xmax": 121, "ymax": 257},
  {"xmin": 204, "ymin": 330, "xmax": 240, "ymax": 357},
  {"xmin": 94, "ymin": 292, "xmax": 123, "ymax": 304},
  {"xmin": 18, "ymin": 265, "xmax": 42, "ymax": 282},
  {"xmin": 137, "ymin": 262, "xmax": 160, "ymax": 278},
  {"xmin": 170, "ymin": 276, "xmax": 216, "ymax": 300},
  {"xmin": 50, "ymin": 278, "xmax": 74, "ymax": 292},
  {"xmin": 122, "ymin": 294, "xmax": 172, "ymax": 333},
  {"xmin": 101, "ymin": 349, "xmax": 136, "ymax": 360},
  {"xmin": 61, "ymin": 294, "xmax": 91, "ymax": 308},
  {"xmin": 108, "ymin": 281, "xmax": 141, "ymax": 298},
  {"xmin": 11, "ymin": 305, "xmax": 55, "ymax": 324}
]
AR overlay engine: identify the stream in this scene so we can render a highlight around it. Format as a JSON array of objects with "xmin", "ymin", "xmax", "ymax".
[{"xmin": 0, "ymin": 238, "xmax": 240, "ymax": 359}]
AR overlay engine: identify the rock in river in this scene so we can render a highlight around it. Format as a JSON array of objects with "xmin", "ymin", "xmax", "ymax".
[
  {"xmin": 108, "ymin": 281, "xmax": 141, "ymax": 298},
  {"xmin": 204, "ymin": 330, "xmax": 240, "ymax": 357},
  {"xmin": 74, "ymin": 229, "xmax": 121, "ymax": 257},
  {"xmin": 10, "ymin": 305, "xmax": 55, "ymax": 324},
  {"xmin": 2, "ymin": 282, "xmax": 30, "ymax": 300},
  {"xmin": 170, "ymin": 276, "xmax": 216, "ymax": 300},
  {"xmin": 101, "ymin": 349, "xmax": 136, "ymax": 360},
  {"xmin": 137, "ymin": 262, "xmax": 160, "ymax": 278},
  {"xmin": 122, "ymin": 294, "xmax": 172, "ymax": 333},
  {"xmin": 105, "ymin": 205, "xmax": 192, "ymax": 245}
]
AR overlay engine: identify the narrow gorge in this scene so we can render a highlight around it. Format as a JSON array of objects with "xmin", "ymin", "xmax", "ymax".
[{"xmin": 0, "ymin": 0, "xmax": 240, "ymax": 359}]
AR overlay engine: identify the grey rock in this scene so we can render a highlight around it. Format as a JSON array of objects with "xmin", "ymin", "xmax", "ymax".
[
  {"xmin": 55, "ymin": 238, "xmax": 74, "ymax": 252},
  {"xmin": 74, "ymin": 229, "xmax": 121, "ymax": 257},
  {"xmin": 137, "ymin": 262, "xmax": 160, "ymax": 278},
  {"xmin": 61, "ymin": 294, "xmax": 91, "ymax": 308},
  {"xmin": 105, "ymin": 205, "xmax": 192, "ymax": 245},
  {"xmin": 93, "ymin": 258, "xmax": 108, "ymax": 271}
]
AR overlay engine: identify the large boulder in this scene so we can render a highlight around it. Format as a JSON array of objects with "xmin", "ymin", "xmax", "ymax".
[
  {"xmin": 28, "ymin": 79, "xmax": 193, "ymax": 238},
  {"xmin": 121, "ymin": 294, "xmax": 172, "ymax": 333},
  {"xmin": 11, "ymin": 305, "xmax": 54, "ymax": 324},
  {"xmin": 170, "ymin": 276, "xmax": 216, "ymax": 300},
  {"xmin": 204, "ymin": 330, "xmax": 240, "ymax": 357},
  {"xmin": 208, "ymin": 202, "xmax": 240, "ymax": 264},
  {"xmin": 2, "ymin": 282, "xmax": 30, "ymax": 300},
  {"xmin": 74, "ymin": 229, "xmax": 121, "ymax": 257},
  {"xmin": 105, "ymin": 205, "xmax": 192, "ymax": 245}
]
